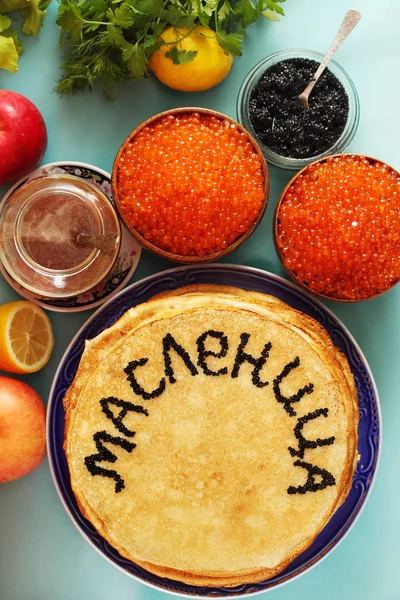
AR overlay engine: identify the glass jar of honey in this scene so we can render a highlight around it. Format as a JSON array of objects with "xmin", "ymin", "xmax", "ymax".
[{"xmin": 0, "ymin": 174, "xmax": 121, "ymax": 298}]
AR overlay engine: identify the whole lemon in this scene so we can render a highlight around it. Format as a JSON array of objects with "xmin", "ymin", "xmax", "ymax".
[{"xmin": 149, "ymin": 26, "xmax": 233, "ymax": 92}]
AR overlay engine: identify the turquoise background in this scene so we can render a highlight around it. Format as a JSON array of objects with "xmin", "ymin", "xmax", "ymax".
[{"xmin": 0, "ymin": 0, "xmax": 399, "ymax": 598}]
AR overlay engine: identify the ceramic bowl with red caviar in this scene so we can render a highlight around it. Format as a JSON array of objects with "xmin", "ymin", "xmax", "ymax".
[
  {"xmin": 274, "ymin": 154, "xmax": 400, "ymax": 302},
  {"xmin": 111, "ymin": 107, "xmax": 269, "ymax": 263}
]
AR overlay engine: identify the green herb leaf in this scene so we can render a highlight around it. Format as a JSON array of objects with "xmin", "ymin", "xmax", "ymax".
[
  {"xmin": 56, "ymin": 75, "xmax": 90, "ymax": 96},
  {"xmin": 126, "ymin": 43, "xmax": 147, "ymax": 78},
  {"xmin": 234, "ymin": 0, "xmax": 261, "ymax": 28},
  {"xmin": 185, "ymin": 0, "xmax": 210, "ymax": 25},
  {"xmin": 262, "ymin": 8, "xmax": 279, "ymax": 21},
  {"xmin": 106, "ymin": 25, "xmax": 141, "ymax": 65},
  {"xmin": 57, "ymin": 3, "xmax": 84, "ymax": 43},
  {"xmin": 74, "ymin": 33, "xmax": 105, "ymax": 57},
  {"xmin": 99, "ymin": 53, "xmax": 129, "ymax": 98},
  {"xmin": 113, "ymin": 3, "xmax": 135, "ymax": 28},
  {"xmin": 218, "ymin": 0, "xmax": 231, "ymax": 22},
  {"xmin": 0, "ymin": 0, "xmax": 47, "ymax": 72},
  {"xmin": 0, "ymin": 13, "xmax": 11, "ymax": 32},
  {"xmin": 216, "ymin": 30, "xmax": 243, "ymax": 56},
  {"xmin": 21, "ymin": 0, "xmax": 46, "ymax": 36},
  {"xmin": 165, "ymin": 45, "xmax": 197, "ymax": 64},
  {"xmin": 39, "ymin": 0, "xmax": 52, "ymax": 9},
  {"xmin": 196, "ymin": 0, "xmax": 218, "ymax": 17},
  {"xmin": 264, "ymin": 0, "xmax": 285, "ymax": 16},
  {"xmin": 162, "ymin": 7, "xmax": 195, "ymax": 28},
  {"xmin": 151, "ymin": 21, "xmax": 165, "ymax": 37},
  {"xmin": 133, "ymin": 0, "xmax": 163, "ymax": 17},
  {"xmin": 0, "ymin": 0, "xmax": 30, "ymax": 12},
  {"xmin": 83, "ymin": 0, "xmax": 107, "ymax": 20},
  {"xmin": 0, "ymin": 33, "xmax": 18, "ymax": 71},
  {"xmin": 143, "ymin": 28, "xmax": 164, "ymax": 51},
  {"xmin": 121, "ymin": 41, "xmax": 135, "ymax": 61},
  {"xmin": 2, "ymin": 28, "xmax": 24, "ymax": 53},
  {"xmin": 106, "ymin": 24, "xmax": 125, "ymax": 46}
]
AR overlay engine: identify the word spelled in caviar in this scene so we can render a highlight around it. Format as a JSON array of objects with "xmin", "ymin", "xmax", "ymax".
[
  {"xmin": 116, "ymin": 113, "xmax": 265, "ymax": 257},
  {"xmin": 276, "ymin": 155, "xmax": 400, "ymax": 300},
  {"xmin": 249, "ymin": 58, "xmax": 349, "ymax": 159}
]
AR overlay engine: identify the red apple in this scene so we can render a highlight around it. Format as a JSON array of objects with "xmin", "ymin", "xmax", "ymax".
[
  {"xmin": 0, "ymin": 376, "xmax": 46, "ymax": 483},
  {"xmin": 0, "ymin": 91, "xmax": 47, "ymax": 185}
]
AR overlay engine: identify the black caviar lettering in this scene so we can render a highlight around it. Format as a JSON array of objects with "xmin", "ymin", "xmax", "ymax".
[
  {"xmin": 124, "ymin": 358, "xmax": 166, "ymax": 400},
  {"xmin": 84, "ymin": 430, "xmax": 135, "ymax": 493},
  {"xmin": 163, "ymin": 333, "xmax": 198, "ymax": 384},
  {"xmin": 273, "ymin": 356, "xmax": 314, "ymax": 417},
  {"xmin": 100, "ymin": 396, "xmax": 149, "ymax": 438},
  {"xmin": 288, "ymin": 408, "xmax": 335, "ymax": 458},
  {"xmin": 231, "ymin": 333, "xmax": 271, "ymax": 388},
  {"xmin": 196, "ymin": 330, "xmax": 228, "ymax": 376},
  {"xmin": 287, "ymin": 460, "xmax": 336, "ymax": 494}
]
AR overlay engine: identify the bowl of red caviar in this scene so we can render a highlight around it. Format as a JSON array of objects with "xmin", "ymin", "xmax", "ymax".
[
  {"xmin": 274, "ymin": 154, "xmax": 400, "ymax": 302},
  {"xmin": 112, "ymin": 108, "xmax": 269, "ymax": 262}
]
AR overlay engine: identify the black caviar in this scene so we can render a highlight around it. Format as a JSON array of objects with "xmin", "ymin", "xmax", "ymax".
[
  {"xmin": 197, "ymin": 330, "xmax": 229, "ymax": 376},
  {"xmin": 288, "ymin": 408, "xmax": 335, "ymax": 459},
  {"xmin": 84, "ymin": 430, "xmax": 135, "ymax": 493},
  {"xmin": 231, "ymin": 332, "xmax": 271, "ymax": 387},
  {"xmin": 287, "ymin": 460, "xmax": 336, "ymax": 495},
  {"xmin": 273, "ymin": 356, "xmax": 314, "ymax": 417},
  {"xmin": 249, "ymin": 58, "xmax": 349, "ymax": 159}
]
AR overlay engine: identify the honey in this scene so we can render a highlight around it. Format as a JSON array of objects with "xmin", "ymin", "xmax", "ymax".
[
  {"xmin": 0, "ymin": 175, "xmax": 121, "ymax": 298},
  {"xmin": 20, "ymin": 193, "xmax": 99, "ymax": 271},
  {"xmin": 116, "ymin": 112, "xmax": 265, "ymax": 257},
  {"xmin": 276, "ymin": 155, "xmax": 400, "ymax": 300}
]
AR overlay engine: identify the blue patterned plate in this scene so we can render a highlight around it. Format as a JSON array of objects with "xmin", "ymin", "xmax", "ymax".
[{"xmin": 47, "ymin": 264, "xmax": 381, "ymax": 597}]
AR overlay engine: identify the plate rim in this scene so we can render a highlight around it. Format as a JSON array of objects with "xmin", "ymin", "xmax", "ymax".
[{"xmin": 46, "ymin": 263, "xmax": 382, "ymax": 598}]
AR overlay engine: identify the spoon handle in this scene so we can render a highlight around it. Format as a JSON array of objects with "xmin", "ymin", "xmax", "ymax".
[
  {"xmin": 303, "ymin": 9, "xmax": 361, "ymax": 100},
  {"xmin": 76, "ymin": 233, "xmax": 118, "ymax": 256}
]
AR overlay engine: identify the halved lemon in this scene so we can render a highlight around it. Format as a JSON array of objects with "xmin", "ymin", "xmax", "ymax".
[{"xmin": 0, "ymin": 301, "xmax": 54, "ymax": 374}]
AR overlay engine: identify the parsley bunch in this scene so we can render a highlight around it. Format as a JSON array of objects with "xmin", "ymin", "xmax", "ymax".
[{"xmin": 56, "ymin": 0, "xmax": 285, "ymax": 99}]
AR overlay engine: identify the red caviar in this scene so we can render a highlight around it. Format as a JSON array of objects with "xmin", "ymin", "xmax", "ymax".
[
  {"xmin": 116, "ymin": 113, "xmax": 265, "ymax": 257},
  {"xmin": 276, "ymin": 155, "xmax": 400, "ymax": 300}
]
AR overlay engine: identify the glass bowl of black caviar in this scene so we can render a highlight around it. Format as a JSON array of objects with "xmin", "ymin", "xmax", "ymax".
[{"xmin": 237, "ymin": 49, "xmax": 360, "ymax": 170}]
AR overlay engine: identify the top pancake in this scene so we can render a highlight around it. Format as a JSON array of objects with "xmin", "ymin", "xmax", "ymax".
[{"xmin": 64, "ymin": 285, "xmax": 359, "ymax": 587}]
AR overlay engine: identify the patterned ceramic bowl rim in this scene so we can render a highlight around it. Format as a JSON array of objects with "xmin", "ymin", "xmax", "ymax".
[
  {"xmin": 111, "ymin": 107, "xmax": 270, "ymax": 264},
  {"xmin": 273, "ymin": 153, "xmax": 400, "ymax": 302}
]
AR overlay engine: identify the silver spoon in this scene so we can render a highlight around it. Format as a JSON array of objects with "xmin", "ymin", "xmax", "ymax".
[
  {"xmin": 76, "ymin": 232, "xmax": 118, "ymax": 256},
  {"xmin": 298, "ymin": 9, "xmax": 361, "ymax": 110}
]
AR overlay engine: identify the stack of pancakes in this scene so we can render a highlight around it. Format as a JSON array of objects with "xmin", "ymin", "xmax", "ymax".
[{"xmin": 64, "ymin": 285, "xmax": 359, "ymax": 586}]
